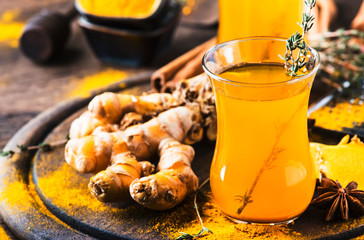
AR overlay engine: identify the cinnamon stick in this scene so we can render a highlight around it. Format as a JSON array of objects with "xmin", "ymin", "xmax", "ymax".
[
  {"xmin": 151, "ymin": 37, "xmax": 216, "ymax": 92},
  {"xmin": 162, "ymin": 48, "xmax": 206, "ymax": 93}
]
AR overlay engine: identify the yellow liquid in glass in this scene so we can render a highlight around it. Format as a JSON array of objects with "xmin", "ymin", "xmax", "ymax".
[
  {"xmin": 218, "ymin": 0, "xmax": 303, "ymax": 43},
  {"xmin": 210, "ymin": 64, "xmax": 316, "ymax": 223}
]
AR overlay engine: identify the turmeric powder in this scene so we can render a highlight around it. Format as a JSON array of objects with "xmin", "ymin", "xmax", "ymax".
[
  {"xmin": 76, "ymin": 0, "xmax": 162, "ymax": 18},
  {"xmin": 0, "ymin": 9, "xmax": 24, "ymax": 48},
  {"xmin": 309, "ymin": 100, "xmax": 364, "ymax": 132},
  {"xmin": 34, "ymin": 160, "xmax": 305, "ymax": 239},
  {"xmin": 0, "ymin": 172, "xmax": 75, "ymax": 238},
  {"xmin": 67, "ymin": 68, "xmax": 128, "ymax": 99},
  {"xmin": 171, "ymin": 195, "xmax": 303, "ymax": 240}
]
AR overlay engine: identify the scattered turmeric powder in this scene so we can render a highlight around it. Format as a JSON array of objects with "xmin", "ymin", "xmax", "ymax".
[
  {"xmin": 0, "ymin": 9, "xmax": 24, "ymax": 48},
  {"xmin": 33, "ymin": 149, "xmax": 364, "ymax": 239},
  {"xmin": 37, "ymin": 162, "xmax": 116, "ymax": 213},
  {"xmin": 76, "ymin": 0, "xmax": 162, "ymax": 18},
  {"xmin": 0, "ymin": 225, "xmax": 11, "ymax": 240},
  {"xmin": 67, "ymin": 68, "xmax": 129, "ymax": 99},
  {"xmin": 309, "ymin": 100, "xmax": 364, "ymax": 132},
  {"xmin": 0, "ymin": 171, "xmax": 73, "ymax": 237},
  {"xmin": 168, "ymin": 193, "xmax": 305, "ymax": 240}
]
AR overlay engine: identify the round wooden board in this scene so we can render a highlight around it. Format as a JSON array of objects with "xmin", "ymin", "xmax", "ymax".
[{"xmin": 1, "ymin": 73, "xmax": 364, "ymax": 240}]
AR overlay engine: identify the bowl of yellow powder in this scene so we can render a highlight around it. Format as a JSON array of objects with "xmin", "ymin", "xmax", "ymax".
[
  {"xmin": 75, "ymin": 0, "xmax": 169, "ymax": 30},
  {"xmin": 78, "ymin": 0, "xmax": 181, "ymax": 66}
]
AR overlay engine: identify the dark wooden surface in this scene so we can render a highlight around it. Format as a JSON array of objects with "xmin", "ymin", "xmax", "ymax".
[{"xmin": 0, "ymin": 0, "xmax": 362, "ymax": 239}]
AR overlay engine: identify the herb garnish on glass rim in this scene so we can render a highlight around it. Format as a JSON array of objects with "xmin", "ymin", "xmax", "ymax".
[{"xmin": 283, "ymin": 0, "xmax": 317, "ymax": 77}]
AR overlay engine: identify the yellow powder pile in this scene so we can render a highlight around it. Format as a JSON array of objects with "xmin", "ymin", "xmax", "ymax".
[
  {"xmin": 0, "ymin": 226, "xmax": 11, "ymax": 240},
  {"xmin": 309, "ymin": 100, "xmax": 364, "ymax": 131},
  {"xmin": 76, "ymin": 0, "xmax": 161, "ymax": 18},
  {"xmin": 37, "ymin": 163, "xmax": 112, "ymax": 213},
  {"xmin": 35, "ymin": 160, "xmax": 305, "ymax": 239},
  {"xmin": 67, "ymin": 68, "xmax": 128, "ymax": 99},
  {"xmin": 167, "ymin": 194, "xmax": 305, "ymax": 240},
  {"xmin": 0, "ymin": 9, "xmax": 24, "ymax": 48},
  {"xmin": 0, "ymin": 174, "xmax": 51, "ymax": 217},
  {"xmin": 0, "ymin": 173, "xmax": 69, "ymax": 236}
]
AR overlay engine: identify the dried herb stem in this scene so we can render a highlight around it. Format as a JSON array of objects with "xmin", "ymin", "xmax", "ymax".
[
  {"xmin": 1, "ymin": 137, "xmax": 69, "ymax": 158},
  {"xmin": 311, "ymin": 29, "xmax": 364, "ymax": 100},
  {"xmin": 235, "ymin": 99, "xmax": 307, "ymax": 215},
  {"xmin": 283, "ymin": 0, "xmax": 316, "ymax": 77},
  {"xmin": 176, "ymin": 178, "xmax": 213, "ymax": 240}
]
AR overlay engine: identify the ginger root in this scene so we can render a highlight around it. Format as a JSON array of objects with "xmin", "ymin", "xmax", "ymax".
[
  {"xmin": 88, "ymin": 92, "xmax": 178, "ymax": 124},
  {"xmin": 66, "ymin": 104, "xmax": 204, "ymax": 204},
  {"xmin": 69, "ymin": 111, "xmax": 118, "ymax": 140},
  {"xmin": 89, "ymin": 152, "xmax": 155, "ymax": 202},
  {"xmin": 130, "ymin": 138, "xmax": 198, "ymax": 210},
  {"xmin": 69, "ymin": 92, "xmax": 179, "ymax": 139},
  {"xmin": 65, "ymin": 74, "xmax": 218, "ymax": 209}
]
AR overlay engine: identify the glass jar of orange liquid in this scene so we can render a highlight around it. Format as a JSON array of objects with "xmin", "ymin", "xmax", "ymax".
[
  {"xmin": 202, "ymin": 37, "xmax": 320, "ymax": 224},
  {"xmin": 218, "ymin": 0, "xmax": 304, "ymax": 43}
]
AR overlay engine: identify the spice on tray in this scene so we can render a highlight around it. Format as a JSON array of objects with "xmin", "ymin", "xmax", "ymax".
[
  {"xmin": 311, "ymin": 177, "xmax": 364, "ymax": 221},
  {"xmin": 309, "ymin": 100, "xmax": 364, "ymax": 132},
  {"xmin": 0, "ymin": 172, "xmax": 71, "ymax": 235},
  {"xmin": 35, "ymin": 159, "xmax": 304, "ymax": 239},
  {"xmin": 170, "ymin": 192, "xmax": 303, "ymax": 240}
]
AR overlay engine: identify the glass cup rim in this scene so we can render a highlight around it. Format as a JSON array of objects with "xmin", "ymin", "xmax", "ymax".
[{"xmin": 202, "ymin": 36, "xmax": 321, "ymax": 87}]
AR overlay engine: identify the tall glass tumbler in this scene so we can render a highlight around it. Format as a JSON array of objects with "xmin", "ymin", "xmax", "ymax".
[{"xmin": 202, "ymin": 37, "xmax": 320, "ymax": 224}]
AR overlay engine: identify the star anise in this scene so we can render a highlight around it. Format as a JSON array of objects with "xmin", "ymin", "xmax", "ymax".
[{"xmin": 311, "ymin": 177, "xmax": 364, "ymax": 221}]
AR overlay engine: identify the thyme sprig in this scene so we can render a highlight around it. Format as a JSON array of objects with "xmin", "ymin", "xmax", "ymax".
[
  {"xmin": 235, "ymin": 100, "xmax": 307, "ymax": 215},
  {"xmin": 1, "ymin": 137, "xmax": 69, "ymax": 158},
  {"xmin": 311, "ymin": 29, "xmax": 364, "ymax": 100},
  {"xmin": 283, "ymin": 0, "xmax": 316, "ymax": 77},
  {"xmin": 176, "ymin": 178, "xmax": 213, "ymax": 240}
]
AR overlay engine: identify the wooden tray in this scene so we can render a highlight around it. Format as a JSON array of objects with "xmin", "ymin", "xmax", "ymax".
[{"xmin": 1, "ymin": 72, "xmax": 364, "ymax": 240}]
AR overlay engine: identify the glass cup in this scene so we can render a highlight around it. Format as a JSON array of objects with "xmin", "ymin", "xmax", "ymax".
[{"xmin": 202, "ymin": 37, "xmax": 320, "ymax": 224}]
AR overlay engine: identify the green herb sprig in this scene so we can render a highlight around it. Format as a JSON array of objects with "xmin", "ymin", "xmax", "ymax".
[
  {"xmin": 283, "ymin": 0, "xmax": 317, "ymax": 77},
  {"xmin": 176, "ymin": 178, "xmax": 213, "ymax": 240},
  {"xmin": 1, "ymin": 137, "xmax": 69, "ymax": 158},
  {"xmin": 311, "ymin": 29, "xmax": 364, "ymax": 100}
]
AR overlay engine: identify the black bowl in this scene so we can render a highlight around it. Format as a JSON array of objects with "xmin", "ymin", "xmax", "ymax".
[
  {"xmin": 79, "ymin": 0, "xmax": 181, "ymax": 67},
  {"xmin": 75, "ymin": 0, "xmax": 169, "ymax": 31}
]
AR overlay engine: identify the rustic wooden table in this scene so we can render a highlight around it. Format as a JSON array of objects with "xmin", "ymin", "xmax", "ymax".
[{"xmin": 0, "ymin": 0, "xmax": 362, "ymax": 239}]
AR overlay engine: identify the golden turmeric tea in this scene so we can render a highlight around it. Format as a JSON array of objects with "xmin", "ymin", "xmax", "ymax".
[{"xmin": 210, "ymin": 64, "xmax": 316, "ymax": 223}]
